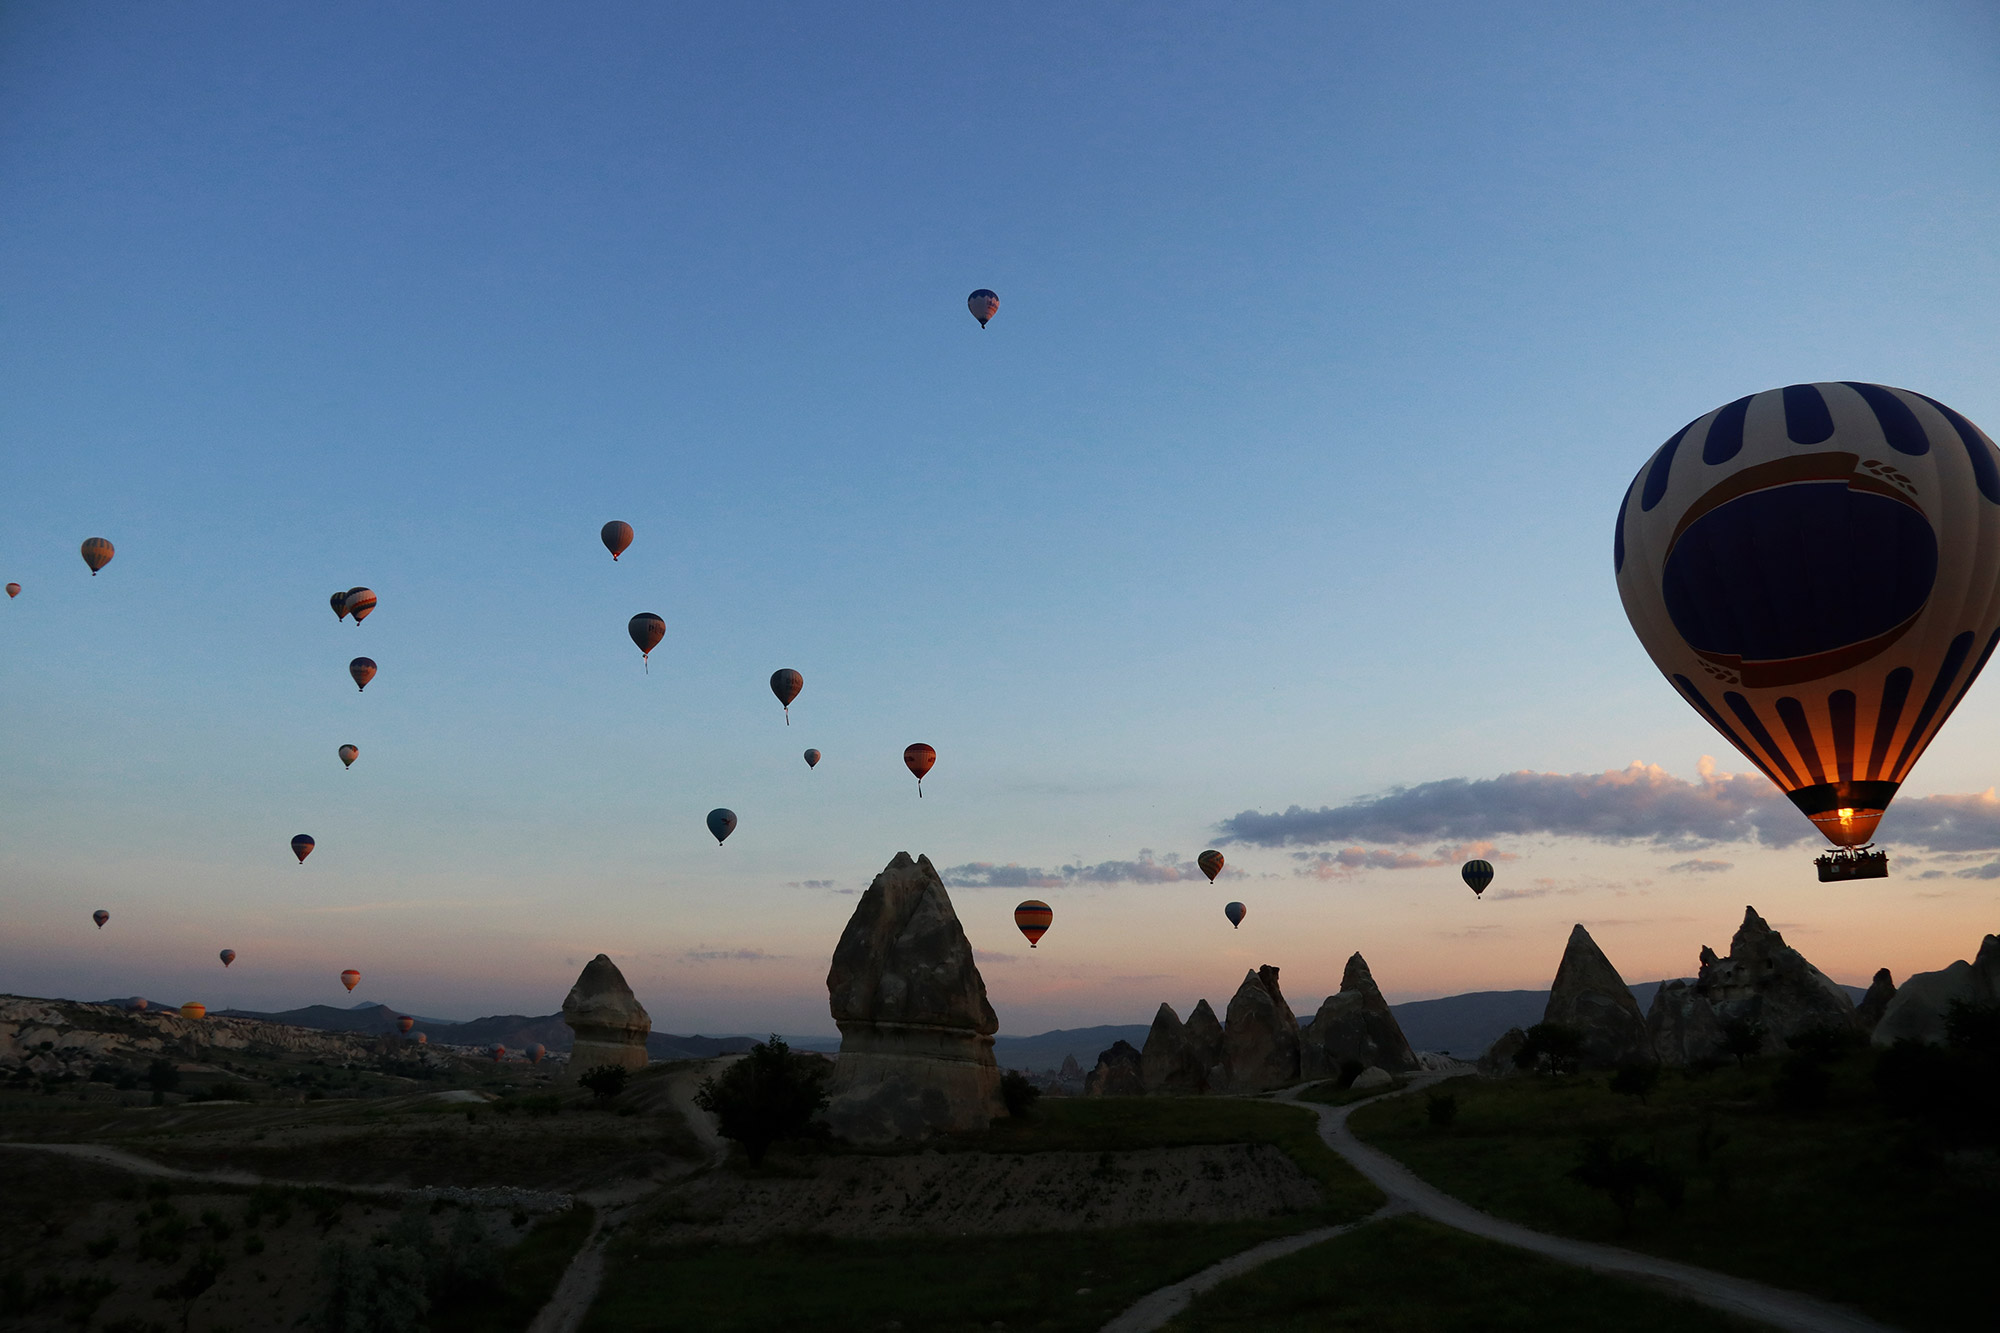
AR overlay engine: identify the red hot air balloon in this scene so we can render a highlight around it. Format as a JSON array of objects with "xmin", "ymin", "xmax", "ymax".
[
  {"xmin": 6, "ymin": 583, "xmax": 19, "ymax": 598},
  {"xmin": 339, "ymin": 744, "xmax": 358, "ymax": 769},
  {"xmin": 415, "ymin": 1032, "xmax": 428, "ymax": 1045},
  {"xmin": 80, "ymin": 537, "xmax": 114, "ymax": 574},
  {"xmin": 291, "ymin": 834, "xmax": 316, "ymax": 864},
  {"xmin": 1462, "ymin": 860, "xmax": 1495, "ymax": 898},
  {"xmin": 492, "ymin": 1045, "xmax": 507, "ymax": 1061},
  {"xmin": 1616, "ymin": 383, "xmax": 2000, "ymax": 879},
  {"xmin": 968, "ymin": 289, "xmax": 999, "ymax": 328},
  {"xmin": 219, "ymin": 949, "xmax": 236, "ymax": 968},
  {"xmin": 398, "ymin": 1015, "xmax": 415, "ymax": 1034},
  {"xmin": 707, "ymin": 808, "xmax": 738, "ymax": 844},
  {"xmin": 1224, "ymin": 901, "xmax": 1247, "ymax": 930},
  {"xmin": 529, "ymin": 1044, "xmax": 545, "ymax": 1065},
  {"xmin": 770, "ymin": 669, "xmax": 803, "ymax": 723},
  {"xmin": 601, "ymin": 521, "xmax": 633, "ymax": 561},
  {"xmin": 1013, "ymin": 900, "xmax": 1053, "ymax": 948},
  {"xmin": 128, "ymin": 998, "xmax": 148, "ymax": 1012},
  {"xmin": 904, "ymin": 743, "xmax": 936, "ymax": 796},
  {"xmin": 349, "ymin": 657, "xmax": 376, "ymax": 691},
  {"xmin": 803, "ymin": 748, "xmax": 821, "ymax": 768},
  {"xmin": 629, "ymin": 613, "xmax": 665, "ymax": 671},
  {"xmin": 330, "ymin": 590, "xmax": 350, "ymax": 620},
  {"xmin": 93, "ymin": 910, "xmax": 109, "ymax": 930},
  {"xmin": 345, "ymin": 588, "xmax": 377, "ymax": 624},
  {"xmin": 1198, "ymin": 850, "xmax": 1224, "ymax": 883},
  {"xmin": 340, "ymin": 969, "xmax": 360, "ymax": 993}
]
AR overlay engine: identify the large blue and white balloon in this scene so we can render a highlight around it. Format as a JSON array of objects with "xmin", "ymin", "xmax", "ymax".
[{"xmin": 1615, "ymin": 382, "xmax": 2000, "ymax": 849}]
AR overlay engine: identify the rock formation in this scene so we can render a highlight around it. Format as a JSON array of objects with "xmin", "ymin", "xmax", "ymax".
[
  {"xmin": 1220, "ymin": 965, "xmax": 1300, "ymax": 1092},
  {"xmin": 1478, "ymin": 1026, "xmax": 1528, "ymax": 1075},
  {"xmin": 1854, "ymin": 968, "xmax": 1896, "ymax": 1035},
  {"xmin": 1544, "ymin": 925, "xmax": 1654, "ymax": 1067},
  {"xmin": 561, "ymin": 954, "xmax": 652, "ymax": 1079},
  {"xmin": 1350, "ymin": 1066, "xmax": 1393, "ymax": 1091},
  {"xmin": 1872, "ymin": 934, "xmax": 2000, "ymax": 1047},
  {"xmin": 1085, "ymin": 1039, "xmax": 1145, "ymax": 1096},
  {"xmin": 823, "ymin": 852, "xmax": 1004, "ymax": 1141},
  {"xmin": 1140, "ymin": 1004, "xmax": 1207, "ymax": 1094},
  {"xmin": 1648, "ymin": 907, "xmax": 1860, "ymax": 1063},
  {"xmin": 1185, "ymin": 998, "xmax": 1225, "ymax": 1086},
  {"xmin": 1302, "ymin": 953, "xmax": 1419, "ymax": 1077}
]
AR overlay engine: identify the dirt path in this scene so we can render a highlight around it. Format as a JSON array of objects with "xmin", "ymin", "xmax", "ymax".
[{"xmin": 1278, "ymin": 1080, "xmax": 1900, "ymax": 1333}]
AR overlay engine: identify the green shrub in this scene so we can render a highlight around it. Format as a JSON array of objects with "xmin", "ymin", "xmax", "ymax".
[
  {"xmin": 693, "ymin": 1037, "xmax": 831, "ymax": 1166},
  {"xmin": 999, "ymin": 1070, "xmax": 1040, "ymax": 1119},
  {"xmin": 578, "ymin": 1065, "xmax": 630, "ymax": 1103}
]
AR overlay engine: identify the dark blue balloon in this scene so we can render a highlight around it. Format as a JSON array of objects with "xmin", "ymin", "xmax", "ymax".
[{"xmin": 706, "ymin": 808, "xmax": 737, "ymax": 844}]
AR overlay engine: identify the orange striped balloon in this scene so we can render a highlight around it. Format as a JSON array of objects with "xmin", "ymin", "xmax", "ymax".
[{"xmin": 1013, "ymin": 899, "xmax": 1053, "ymax": 948}]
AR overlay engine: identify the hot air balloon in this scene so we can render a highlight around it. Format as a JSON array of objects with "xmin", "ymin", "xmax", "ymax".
[
  {"xmin": 339, "ymin": 744, "xmax": 358, "ymax": 769},
  {"xmin": 93, "ymin": 910, "xmax": 109, "ymax": 929},
  {"xmin": 707, "ymin": 808, "xmax": 738, "ymax": 844},
  {"xmin": 128, "ymin": 998, "xmax": 147, "ymax": 1012},
  {"xmin": 601, "ymin": 521, "xmax": 633, "ymax": 561},
  {"xmin": 180, "ymin": 1002, "xmax": 206, "ymax": 1020},
  {"xmin": 904, "ymin": 743, "xmax": 936, "ymax": 796},
  {"xmin": 349, "ymin": 657, "xmax": 376, "ymax": 691},
  {"xmin": 219, "ymin": 949, "xmax": 236, "ymax": 968},
  {"xmin": 330, "ymin": 590, "xmax": 349, "ymax": 620},
  {"xmin": 345, "ymin": 588, "xmax": 377, "ymax": 624},
  {"xmin": 415, "ymin": 1031, "xmax": 428, "ymax": 1045},
  {"xmin": 1013, "ymin": 900, "xmax": 1053, "ymax": 948},
  {"xmin": 803, "ymin": 748, "xmax": 821, "ymax": 768},
  {"xmin": 291, "ymin": 834, "xmax": 315, "ymax": 864},
  {"xmin": 5, "ymin": 583, "xmax": 18, "ymax": 598},
  {"xmin": 398, "ymin": 1015, "xmax": 415, "ymax": 1034},
  {"xmin": 770, "ymin": 669, "xmax": 802, "ymax": 723},
  {"xmin": 1198, "ymin": 850, "xmax": 1224, "ymax": 883},
  {"xmin": 629, "ymin": 613, "xmax": 665, "ymax": 671},
  {"xmin": 1462, "ymin": 860, "xmax": 1495, "ymax": 898},
  {"xmin": 1224, "ymin": 901, "xmax": 1247, "ymax": 929},
  {"xmin": 1616, "ymin": 383, "xmax": 2000, "ymax": 881},
  {"xmin": 968, "ymin": 289, "xmax": 999, "ymax": 328},
  {"xmin": 80, "ymin": 537, "xmax": 114, "ymax": 574},
  {"xmin": 529, "ymin": 1044, "xmax": 545, "ymax": 1064},
  {"xmin": 340, "ymin": 969, "xmax": 360, "ymax": 993},
  {"xmin": 492, "ymin": 1045, "xmax": 506, "ymax": 1061}
]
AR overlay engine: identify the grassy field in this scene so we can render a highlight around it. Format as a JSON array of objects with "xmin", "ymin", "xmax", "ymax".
[
  {"xmin": 1349, "ymin": 1059, "xmax": 1996, "ymax": 1330},
  {"xmin": 1164, "ymin": 1215, "xmax": 1765, "ymax": 1331},
  {"xmin": 587, "ymin": 1097, "xmax": 1386, "ymax": 1332}
]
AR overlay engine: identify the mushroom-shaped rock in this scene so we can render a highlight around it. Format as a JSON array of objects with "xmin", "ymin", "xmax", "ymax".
[
  {"xmin": 1302, "ymin": 953, "xmax": 1419, "ymax": 1078},
  {"xmin": 1220, "ymin": 965, "xmax": 1300, "ymax": 1092},
  {"xmin": 823, "ymin": 852, "xmax": 1003, "ymax": 1142},
  {"xmin": 560, "ymin": 954, "xmax": 652, "ymax": 1080},
  {"xmin": 1544, "ymin": 925, "xmax": 1654, "ymax": 1068}
]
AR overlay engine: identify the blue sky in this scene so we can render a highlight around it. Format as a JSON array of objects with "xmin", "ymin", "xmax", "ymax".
[{"xmin": 4, "ymin": 2, "xmax": 1999, "ymax": 1034}]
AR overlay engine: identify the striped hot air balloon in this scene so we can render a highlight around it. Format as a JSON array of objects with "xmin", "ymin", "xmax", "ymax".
[
  {"xmin": 1462, "ymin": 860, "xmax": 1494, "ymax": 898},
  {"xmin": 219, "ymin": 949, "xmax": 236, "ymax": 967},
  {"xmin": 330, "ymin": 590, "xmax": 349, "ymax": 620},
  {"xmin": 1198, "ymin": 850, "xmax": 1224, "ymax": 883},
  {"xmin": 1616, "ymin": 384, "xmax": 2000, "ymax": 875},
  {"xmin": 344, "ymin": 588, "xmax": 377, "ymax": 624},
  {"xmin": 180, "ymin": 1002, "xmax": 206, "ymax": 1020},
  {"xmin": 967, "ymin": 289, "xmax": 999, "ymax": 328},
  {"xmin": 340, "ymin": 969, "xmax": 360, "ymax": 993},
  {"xmin": 80, "ymin": 537, "xmax": 114, "ymax": 574},
  {"xmin": 1013, "ymin": 900, "xmax": 1053, "ymax": 948},
  {"xmin": 398, "ymin": 1015, "xmax": 415, "ymax": 1034}
]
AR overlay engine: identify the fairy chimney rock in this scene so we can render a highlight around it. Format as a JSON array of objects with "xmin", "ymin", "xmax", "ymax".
[
  {"xmin": 561, "ymin": 954, "xmax": 651, "ymax": 1079},
  {"xmin": 1221, "ymin": 965, "xmax": 1300, "ymax": 1092},
  {"xmin": 1306, "ymin": 952, "xmax": 1419, "ymax": 1075},
  {"xmin": 1544, "ymin": 925, "xmax": 1654, "ymax": 1067},
  {"xmin": 823, "ymin": 852, "xmax": 1003, "ymax": 1142}
]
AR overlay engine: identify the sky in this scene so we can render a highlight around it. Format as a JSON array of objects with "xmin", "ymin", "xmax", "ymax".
[{"xmin": 4, "ymin": 2, "xmax": 2000, "ymax": 1036}]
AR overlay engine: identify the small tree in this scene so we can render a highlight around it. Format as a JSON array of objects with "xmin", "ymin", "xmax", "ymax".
[
  {"xmin": 1568, "ymin": 1138, "xmax": 1682, "ymax": 1232},
  {"xmin": 999, "ymin": 1070, "xmax": 1040, "ymax": 1120},
  {"xmin": 1608, "ymin": 1063, "xmax": 1660, "ymax": 1106},
  {"xmin": 693, "ymin": 1036, "xmax": 830, "ymax": 1166},
  {"xmin": 1516, "ymin": 1023, "xmax": 1585, "ymax": 1076},
  {"xmin": 1719, "ymin": 1017, "xmax": 1765, "ymax": 1067},
  {"xmin": 577, "ymin": 1064, "xmax": 630, "ymax": 1104}
]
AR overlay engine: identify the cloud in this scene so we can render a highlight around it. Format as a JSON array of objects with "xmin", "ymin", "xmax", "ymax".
[
  {"xmin": 1666, "ymin": 859, "xmax": 1733, "ymax": 874},
  {"xmin": 1952, "ymin": 859, "xmax": 2000, "ymax": 880},
  {"xmin": 972, "ymin": 949, "xmax": 1016, "ymax": 965},
  {"xmin": 1292, "ymin": 839, "xmax": 1514, "ymax": 881},
  {"xmin": 941, "ymin": 851, "xmax": 1211, "ymax": 890},
  {"xmin": 1880, "ymin": 789, "xmax": 2000, "ymax": 852},
  {"xmin": 785, "ymin": 879, "xmax": 838, "ymax": 890},
  {"xmin": 681, "ymin": 948, "xmax": 782, "ymax": 963}
]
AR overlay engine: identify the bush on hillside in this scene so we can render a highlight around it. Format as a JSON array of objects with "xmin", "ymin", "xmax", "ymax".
[
  {"xmin": 999, "ymin": 1070, "xmax": 1040, "ymax": 1119},
  {"xmin": 693, "ymin": 1036, "xmax": 831, "ymax": 1166},
  {"xmin": 578, "ymin": 1064, "xmax": 630, "ymax": 1104}
]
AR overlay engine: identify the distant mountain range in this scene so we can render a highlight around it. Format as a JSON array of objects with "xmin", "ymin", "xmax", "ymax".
[{"xmin": 211, "ymin": 1003, "xmax": 759, "ymax": 1061}]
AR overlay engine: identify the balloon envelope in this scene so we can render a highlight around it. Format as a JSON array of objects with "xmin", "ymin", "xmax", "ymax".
[
  {"xmin": 128, "ymin": 998, "xmax": 147, "ymax": 1012},
  {"xmin": 707, "ymin": 808, "xmax": 738, "ymax": 844},
  {"xmin": 339, "ymin": 744, "xmax": 358, "ymax": 768},
  {"xmin": 219, "ymin": 949, "xmax": 236, "ymax": 967},
  {"xmin": 803, "ymin": 748, "xmax": 820, "ymax": 768},
  {"xmin": 628, "ymin": 613, "xmax": 665, "ymax": 660},
  {"xmin": 770, "ymin": 668, "xmax": 803, "ymax": 721},
  {"xmin": 968, "ymin": 289, "xmax": 999, "ymax": 327},
  {"xmin": 180, "ymin": 1002, "xmax": 206, "ymax": 1020},
  {"xmin": 530, "ymin": 1044, "xmax": 545, "ymax": 1064},
  {"xmin": 93, "ymin": 910, "xmax": 109, "ymax": 929},
  {"xmin": 492, "ymin": 1045, "xmax": 506, "ymax": 1061},
  {"xmin": 416, "ymin": 1032, "xmax": 428, "ymax": 1045},
  {"xmin": 345, "ymin": 588, "xmax": 377, "ymax": 623},
  {"xmin": 349, "ymin": 657, "xmax": 376, "ymax": 691},
  {"xmin": 601, "ymin": 520, "xmax": 633, "ymax": 561},
  {"xmin": 1014, "ymin": 899, "xmax": 1053, "ymax": 947},
  {"xmin": 1462, "ymin": 860, "xmax": 1495, "ymax": 896},
  {"xmin": 1198, "ymin": 850, "xmax": 1224, "ymax": 883},
  {"xmin": 398, "ymin": 1015, "xmax": 415, "ymax": 1033},
  {"xmin": 1224, "ymin": 901, "xmax": 1247, "ymax": 929},
  {"xmin": 291, "ymin": 834, "xmax": 315, "ymax": 864},
  {"xmin": 1616, "ymin": 383, "xmax": 2000, "ymax": 848},
  {"xmin": 330, "ymin": 590, "xmax": 349, "ymax": 620},
  {"xmin": 5, "ymin": 583, "xmax": 18, "ymax": 598},
  {"xmin": 80, "ymin": 537, "xmax": 113, "ymax": 574},
  {"xmin": 339, "ymin": 969, "xmax": 360, "ymax": 993},
  {"xmin": 904, "ymin": 743, "xmax": 936, "ymax": 795}
]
